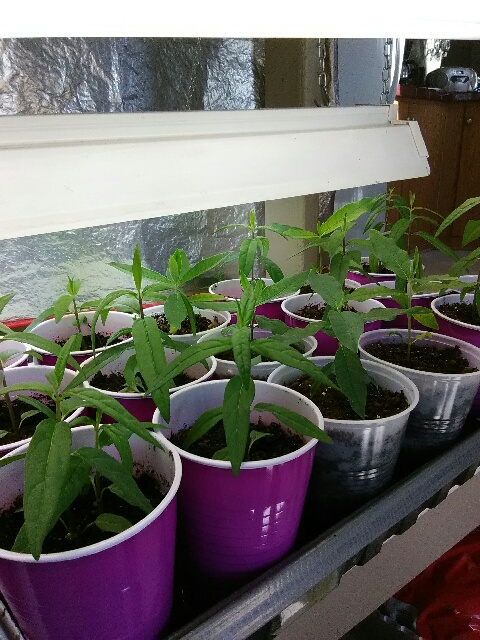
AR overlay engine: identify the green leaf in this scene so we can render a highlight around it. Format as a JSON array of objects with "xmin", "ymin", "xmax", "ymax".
[
  {"xmin": 231, "ymin": 325, "xmax": 252, "ymax": 385},
  {"xmin": 266, "ymin": 222, "xmax": 318, "ymax": 240},
  {"xmin": 0, "ymin": 429, "xmax": 8, "ymax": 438},
  {"xmin": 181, "ymin": 252, "xmax": 229, "ymax": 284},
  {"xmin": 412, "ymin": 310, "xmax": 438, "ymax": 329},
  {"xmin": 0, "ymin": 452, "xmax": 26, "ymax": 467},
  {"xmin": 17, "ymin": 394, "xmax": 56, "ymax": 420},
  {"xmin": 334, "ymin": 347, "xmax": 367, "ymax": 418},
  {"xmin": 0, "ymin": 293, "xmax": 15, "ymax": 316},
  {"xmin": 223, "ymin": 376, "xmax": 255, "ymax": 476},
  {"xmin": 329, "ymin": 252, "xmax": 353, "ymax": 286},
  {"xmin": 416, "ymin": 231, "xmax": 459, "ymax": 261},
  {"xmin": 309, "ymin": 273, "xmax": 345, "ymax": 310},
  {"xmin": 253, "ymin": 403, "xmax": 332, "ymax": 443},
  {"xmin": 0, "ymin": 331, "xmax": 80, "ymax": 369},
  {"xmin": 102, "ymin": 424, "xmax": 134, "ymax": 473},
  {"xmin": 131, "ymin": 244, "xmax": 144, "ymax": 293},
  {"xmin": 24, "ymin": 419, "xmax": 72, "ymax": 559},
  {"xmin": 212, "ymin": 447, "xmax": 230, "ymax": 460},
  {"xmin": 132, "ymin": 317, "xmax": 170, "ymax": 421},
  {"xmin": 148, "ymin": 338, "xmax": 233, "ymax": 395},
  {"xmin": 54, "ymin": 333, "xmax": 82, "ymax": 387},
  {"xmin": 388, "ymin": 218, "xmax": 411, "ymax": 243},
  {"xmin": 435, "ymin": 197, "xmax": 480, "ymax": 237},
  {"xmin": 317, "ymin": 198, "xmax": 376, "ymax": 237},
  {"xmin": 463, "ymin": 220, "xmax": 480, "ymax": 247},
  {"xmin": 369, "ymin": 229, "xmax": 411, "ymax": 280},
  {"xmin": 258, "ymin": 271, "xmax": 308, "ymax": 305},
  {"xmin": 74, "ymin": 447, "xmax": 152, "ymax": 514},
  {"xmin": 251, "ymin": 340, "xmax": 338, "ymax": 390},
  {"xmin": 182, "ymin": 406, "xmax": 224, "ymax": 449},
  {"xmin": 53, "ymin": 295, "xmax": 73, "ymax": 323},
  {"xmin": 66, "ymin": 277, "xmax": 82, "ymax": 297},
  {"xmin": 70, "ymin": 388, "xmax": 158, "ymax": 447},
  {"xmin": 258, "ymin": 255, "xmax": 284, "ymax": 282},
  {"xmin": 95, "ymin": 513, "xmax": 132, "ymax": 534},
  {"xmin": 48, "ymin": 455, "xmax": 91, "ymax": 527},
  {"xmin": 248, "ymin": 430, "xmax": 273, "ymax": 454},
  {"xmin": 164, "ymin": 292, "xmax": 187, "ymax": 331},
  {"xmin": 327, "ymin": 309, "xmax": 365, "ymax": 353},
  {"xmin": 0, "ymin": 381, "xmax": 54, "ymax": 398},
  {"xmin": 238, "ymin": 237, "xmax": 260, "ymax": 277}
]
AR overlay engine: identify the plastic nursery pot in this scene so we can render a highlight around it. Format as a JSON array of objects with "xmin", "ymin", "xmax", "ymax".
[
  {"xmin": 432, "ymin": 293, "xmax": 480, "ymax": 409},
  {"xmin": 346, "ymin": 258, "xmax": 396, "ymax": 286},
  {"xmin": 0, "ymin": 426, "xmax": 182, "ymax": 640},
  {"xmin": 281, "ymin": 292, "xmax": 385, "ymax": 356},
  {"xmin": 152, "ymin": 379, "xmax": 324, "ymax": 581},
  {"xmin": 358, "ymin": 280, "xmax": 440, "ymax": 331},
  {"xmin": 0, "ymin": 365, "xmax": 85, "ymax": 458},
  {"xmin": 197, "ymin": 327, "xmax": 317, "ymax": 381},
  {"xmin": 143, "ymin": 305, "xmax": 231, "ymax": 344},
  {"xmin": 358, "ymin": 329, "xmax": 480, "ymax": 457},
  {"xmin": 30, "ymin": 310, "xmax": 134, "ymax": 367},
  {"xmin": 208, "ymin": 278, "xmax": 299, "ymax": 322},
  {"xmin": 81, "ymin": 347, "xmax": 217, "ymax": 422},
  {"xmin": 267, "ymin": 357, "xmax": 419, "ymax": 515},
  {"xmin": 0, "ymin": 338, "xmax": 29, "ymax": 368}
]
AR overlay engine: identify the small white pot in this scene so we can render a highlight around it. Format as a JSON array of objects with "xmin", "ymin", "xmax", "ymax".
[
  {"xmin": 0, "ymin": 339, "xmax": 29, "ymax": 368},
  {"xmin": 143, "ymin": 305, "xmax": 231, "ymax": 344},
  {"xmin": 198, "ymin": 327, "xmax": 316, "ymax": 380},
  {"xmin": 29, "ymin": 310, "xmax": 134, "ymax": 366},
  {"xmin": 358, "ymin": 328, "xmax": 480, "ymax": 456},
  {"xmin": 267, "ymin": 357, "xmax": 419, "ymax": 510},
  {"xmin": 0, "ymin": 366, "xmax": 85, "ymax": 457}
]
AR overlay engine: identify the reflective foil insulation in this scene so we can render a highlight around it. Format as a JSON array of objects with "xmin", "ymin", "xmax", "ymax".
[{"xmin": 0, "ymin": 38, "xmax": 265, "ymax": 320}]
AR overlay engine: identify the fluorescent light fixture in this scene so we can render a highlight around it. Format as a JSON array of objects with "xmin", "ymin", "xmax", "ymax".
[{"xmin": 0, "ymin": 105, "xmax": 429, "ymax": 240}]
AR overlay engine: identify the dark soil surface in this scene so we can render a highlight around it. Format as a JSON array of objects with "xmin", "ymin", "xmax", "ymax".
[
  {"xmin": 0, "ymin": 395, "xmax": 56, "ymax": 445},
  {"xmin": 299, "ymin": 285, "xmax": 356, "ymax": 295},
  {"xmin": 90, "ymin": 370, "xmax": 194, "ymax": 392},
  {"xmin": 151, "ymin": 313, "xmax": 221, "ymax": 335},
  {"xmin": 171, "ymin": 419, "xmax": 304, "ymax": 461},
  {"xmin": 358, "ymin": 263, "xmax": 393, "ymax": 275},
  {"xmin": 57, "ymin": 332, "xmax": 124, "ymax": 350},
  {"xmin": 438, "ymin": 302, "xmax": 480, "ymax": 327},
  {"xmin": 288, "ymin": 375, "xmax": 408, "ymax": 420},
  {"xmin": 297, "ymin": 303, "xmax": 354, "ymax": 320},
  {"xmin": 365, "ymin": 342, "xmax": 477, "ymax": 374},
  {"xmin": 0, "ymin": 472, "xmax": 165, "ymax": 554}
]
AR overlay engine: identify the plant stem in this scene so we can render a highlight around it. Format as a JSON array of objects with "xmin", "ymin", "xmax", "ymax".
[
  {"xmin": 93, "ymin": 421, "xmax": 103, "ymax": 514},
  {"xmin": 71, "ymin": 296, "xmax": 86, "ymax": 351},
  {"xmin": 473, "ymin": 270, "xmax": 480, "ymax": 323},
  {"xmin": 0, "ymin": 360, "xmax": 18, "ymax": 433},
  {"xmin": 406, "ymin": 288, "xmax": 413, "ymax": 363}
]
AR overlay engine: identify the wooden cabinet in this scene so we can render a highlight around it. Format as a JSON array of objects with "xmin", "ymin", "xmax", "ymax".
[{"xmin": 389, "ymin": 93, "xmax": 480, "ymax": 249}]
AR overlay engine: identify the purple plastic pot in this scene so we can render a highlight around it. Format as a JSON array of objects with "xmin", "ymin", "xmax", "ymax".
[
  {"xmin": 357, "ymin": 281, "xmax": 439, "ymax": 330},
  {"xmin": 81, "ymin": 347, "xmax": 217, "ymax": 422},
  {"xmin": 152, "ymin": 379, "xmax": 324, "ymax": 581},
  {"xmin": 0, "ymin": 365, "xmax": 85, "ymax": 458},
  {"xmin": 432, "ymin": 293, "xmax": 480, "ymax": 408},
  {"xmin": 281, "ymin": 293, "xmax": 385, "ymax": 356},
  {"xmin": 209, "ymin": 278, "xmax": 299, "ymax": 322},
  {"xmin": 30, "ymin": 310, "xmax": 134, "ymax": 367},
  {"xmin": 0, "ymin": 426, "xmax": 181, "ymax": 640},
  {"xmin": 347, "ymin": 258, "xmax": 396, "ymax": 286}
]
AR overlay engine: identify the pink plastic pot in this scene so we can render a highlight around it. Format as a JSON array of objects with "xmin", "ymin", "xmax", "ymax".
[
  {"xmin": 0, "ymin": 365, "xmax": 85, "ymax": 458},
  {"xmin": 0, "ymin": 426, "xmax": 181, "ymax": 640},
  {"xmin": 152, "ymin": 379, "xmax": 324, "ymax": 581},
  {"xmin": 81, "ymin": 347, "xmax": 217, "ymax": 422},
  {"xmin": 209, "ymin": 278, "xmax": 299, "ymax": 322},
  {"xmin": 357, "ymin": 281, "xmax": 439, "ymax": 330},
  {"xmin": 347, "ymin": 258, "xmax": 396, "ymax": 286},
  {"xmin": 30, "ymin": 310, "xmax": 134, "ymax": 367},
  {"xmin": 432, "ymin": 293, "xmax": 480, "ymax": 408},
  {"xmin": 281, "ymin": 293, "xmax": 385, "ymax": 356}
]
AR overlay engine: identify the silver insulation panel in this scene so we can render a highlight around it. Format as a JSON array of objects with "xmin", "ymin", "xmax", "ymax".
[{"xmin": 0, "ymin": 38, "xmax": 265, "ymax": 320}]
